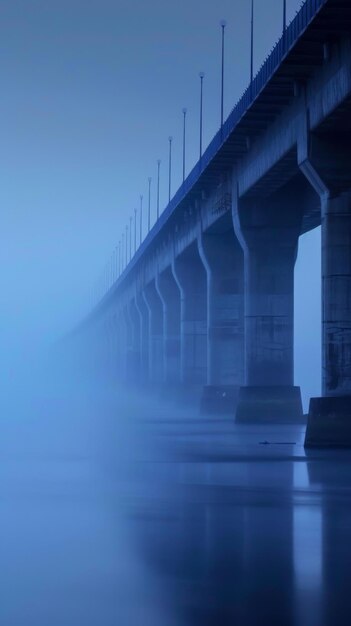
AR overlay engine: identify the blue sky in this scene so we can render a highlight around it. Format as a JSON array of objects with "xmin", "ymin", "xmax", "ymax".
[{"xmin": 0, "ymin": 0, "xmax": 320, "ymax": 405}]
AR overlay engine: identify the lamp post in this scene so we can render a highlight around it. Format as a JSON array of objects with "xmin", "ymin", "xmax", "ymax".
[
  {"xmin": 220, "ymin": 20, "xmax": 226, "ymax": 128},
  {"xmin": 148, "ymin": 177, "xmax": 151, "ymax": 231},
  {"xmin": 134, "ymin": 208, "xmax": 137, "ymax": 253},
  {"xmin": 168, "ymin": 136, "xmax": 173, "ymax": 203},
  {"xmin": 182, "ymin": 108, "xmax": 187, "ymax": 182},
  {"xmin": 129, "ymin": 216, "xmax": 132, "ymax": 261},
  {"xmin": 139, "ymin": 195, "xmax": 143, "ymax": 244},
  {"xmin": 199, "ymin": 72, "xmax": 204, "ymax": 159},
  {"xmin": 250, "ymin": 0, "xmax": 254, "ymax": 85},
  {"xmin": 157, "ymin": 159, "xmax": 161, "ymax": 219},
  {"xmin": 125, "ymin": 225, "xmax": 128, "ymax": 266}
]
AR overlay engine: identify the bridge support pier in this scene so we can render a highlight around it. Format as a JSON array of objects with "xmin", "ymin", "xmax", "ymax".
[
  {"xmin": 135, "ymin": 293, "xmax": 149, "ymax": 388},
  {"xmin": 122, "ymin": 305, "xmax": 134, "ymax": 384},
  {"xmin": 232, "ymin": 192, "xmax": 303, "ymax": 423},
  {"xmin": 300, "ymin": 136, "xmax": 351, "ymax": 446},
  {"xmin": 144, "ymin": 281, "xmax": 164, "ymax": 389},
  {"xmin": 156, "ymin": 268, "xmax": 181, "ymax": 398},
  {"xmin": 173, "ymin": 245, "xmax": 207, "ymax": 406},
  {"xmin": 129, "ymin": 298, "xmax": 141, "ymax": 384},
  {"xmin": 198, "ymin": 230, "xmax": 244, "ymax": 414}
]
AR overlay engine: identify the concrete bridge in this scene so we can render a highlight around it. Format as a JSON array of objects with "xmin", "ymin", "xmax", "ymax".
[{"xmin": 79, "ymin": 0, "xmax": 351, "ymax": 447}]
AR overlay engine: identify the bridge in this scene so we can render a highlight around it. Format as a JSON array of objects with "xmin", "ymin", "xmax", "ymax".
[{"xmin": 77, "ymin": 0, "xmax": 351, "ymax": 447}]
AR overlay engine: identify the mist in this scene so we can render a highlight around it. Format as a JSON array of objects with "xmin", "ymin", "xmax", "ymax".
[{"xmin": 0, "ymin": 1, "xmax": 323, "ymax": 624}]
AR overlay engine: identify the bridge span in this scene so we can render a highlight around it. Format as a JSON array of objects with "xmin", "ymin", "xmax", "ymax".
[{"xmin": 78, "ymin": 0, "xmax": 351, "ymax": 447}]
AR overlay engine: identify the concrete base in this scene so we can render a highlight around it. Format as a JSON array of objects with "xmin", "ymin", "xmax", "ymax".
[
  {"xmin": 235, "ymin": 386, "xmax": 303, "ymax": 423},
  {"xmin": 305, "ymin": 396, "xmax": 351, "ymax": 448},
  {"xmin": 200, "ymin": 385, "xmax": 239, "ymax": 415}
]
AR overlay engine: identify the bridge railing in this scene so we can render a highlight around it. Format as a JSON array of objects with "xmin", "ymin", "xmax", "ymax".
[{"xmin": 98, "ymin": 0, "xmax": 327, "ymax": 310}]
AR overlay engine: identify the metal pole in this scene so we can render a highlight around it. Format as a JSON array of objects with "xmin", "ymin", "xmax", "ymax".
[
  {"xmin": 139, "ymin": 195, "xmax": 143, "ymax": 244},
  {"xmin": 125, "ymin": 225, "xmax": 128, "ymax": 266},
  {"xmin": 157, "ymin": 160, "xmax": 161, "ymax": 219},
  {"xmin": 220, "ymin": 20, "xmax": 226, "ymax": 127},
  {"xmin": 182, "ymin": 108, "xmax": 187, "ymax": 182},
  {"xmin": 168, "ymin": 136, "xmax": 172, "ymax": 203},
  {"xmin": 199, "ymin": 72, "xmax": 204, "ymax": 159},
  {"xmin": 134, "ymin": 208, "xmax": 137, "ymax": 253},
  {"xmin": 129, "ymin": 217, "xmax": 133, "ymax": 260},
  {"xmin": 148, "ymin": 177, "xmax": 151, "ymax": 231},
  {"xmin": 250, "ymin": 0, "xmax": 254, "ymax": 85},
  {"xmin": 121, "ymin": 234, "xmax": 124, "ymax": 271}
]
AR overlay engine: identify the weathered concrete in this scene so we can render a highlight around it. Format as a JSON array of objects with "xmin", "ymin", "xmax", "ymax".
[
  {"xmin": 135, "ymin": 293, "xmax": 149, "ymax": 386},
  {"xmin": 172, "ymin": 244, "xmax": 207, "ymax": 404},
  {"xmin": 198, "ymin": 229, "xmax": 244, "ymax": 413},
  {"xmin": 300, "ymin": 133, "xmax": 351, "ymax": 445},
  {"xmin": 122, "ymin": 305, "xmax": 135, "ymax": 383},
  {"xmin": 129, "ymin": 298, "xmax": 141, "ymax": 384},
  {"xmin": 232, "ymin": 184, "xmax": 303, "ymax": 422},
  {"xmin": 144, "ymin": 281, "xmax": 164, "ymax": 387},
  {"xmin": 155, "ymin": 268, "xmax": 181, "ymax": 394}
]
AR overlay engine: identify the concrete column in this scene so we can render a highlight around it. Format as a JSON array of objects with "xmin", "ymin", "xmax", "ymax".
[
  {"xmin": 115, "ymin": 309, "xmax": 127, "ymax": 382},
  {"xmin": 172, "ymin": 243, "xmax": 207, "ymax": 403},
  {"xmin": 318, "ymin": 193, "xmax": 351, "ymax": 398},
  {"xmin": 135, "ymin": 292, "xmax": 149, "ymax": 386},
  {"xmin": 143, "ymin": 280, "xmax": 164, "ymax": 387},
  {"xmin": 122, "ymin": 305, "xmax": 133, "ymax": 383},
  {"xmin": 155, "ymin": 268, "xmax": 181, "ymax": 392},
  {"xmin": 299, "ymin": 133, "xmax": 351, "ymax": 445},
  {"xmin": 129, "ymin": 298, "xmax": 141, "ymax": 384},
  {"xmin": 109, "ymin": 311, "xmax": 120, "ymax": 382},
  {"xmin": 232, "ymin": 189, "xmax": 303, "ymax": 422},
  {"xmin": 198, "ymin": 229, "xmax": 244, "ymax": 413}
]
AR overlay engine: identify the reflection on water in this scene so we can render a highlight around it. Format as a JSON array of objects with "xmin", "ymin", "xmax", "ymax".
[{"xmin": 1, "ymin": 370, "xmax": 351, "ymax": 625}]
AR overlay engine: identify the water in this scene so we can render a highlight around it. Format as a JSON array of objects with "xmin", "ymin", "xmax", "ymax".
[{"xmin": 1, "ymin": 370, "xmax": 351, "ymax": 625}]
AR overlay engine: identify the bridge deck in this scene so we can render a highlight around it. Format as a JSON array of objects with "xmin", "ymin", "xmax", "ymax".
[{"xmin": 94, "ymin": 0, "xmax": 351, "ymax": 317}]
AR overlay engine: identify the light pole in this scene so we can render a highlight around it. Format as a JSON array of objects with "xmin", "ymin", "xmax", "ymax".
[
  {"xmin": 157, "ymin": 159, "xmax": 161, "ymax": 219},
  {"xmin": 250, "ymin": 0, "xmax": 254, "ymax": 86},
  {"xmin": 121, "ymin": 233, "xmax": 124, "ymax": 271},
  {"xmin": 220, "ymin": 20, "xmax": 226, "ymax": 128},
  {"xmin": 182, "ymin": 108, "xmax": 187, "ymax": 182},
  {"xmin": 199, "ymin": 72, "xmax": 204, "ymax": 159},
  {"xmin": 129, "ymin": 216, "xmax": 132, "ymax": 261},
  {"xmin": 139, "ymin": 195, "xmax": 143, "ymax": 244},
  {"xmin": 134, "ymin": 208, "xmax": 137, "ymax": 253},
  {"xmin": 148, "ymin": 177, "xmax": 151, "ymax": 232},
  {"xmin": 168, "ymin": 136, "xmax": 173, "ymax": 203},
  {"xmin": 125, "ymin": 224, "xmax": 128, "ymax": 266}
]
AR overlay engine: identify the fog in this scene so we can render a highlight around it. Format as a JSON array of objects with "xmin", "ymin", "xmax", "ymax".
[
  {"xmin": 0, "ymin": 0, "xmax": 318, "ymax": 393},
  {"xmin": 0, "ymin": 1, "xmax": 322, "ymax": 624}
]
